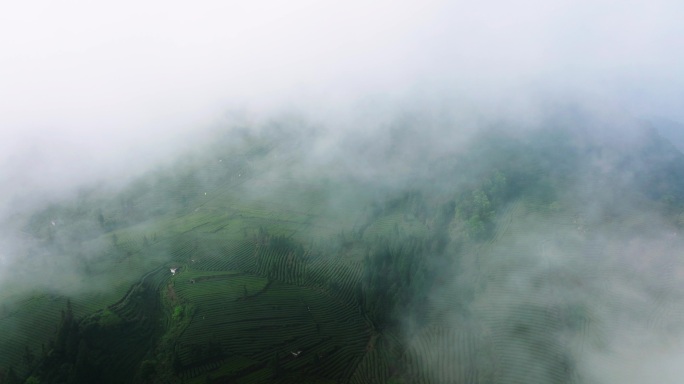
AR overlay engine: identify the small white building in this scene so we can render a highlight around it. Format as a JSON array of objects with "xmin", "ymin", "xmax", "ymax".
[{"xmin": 170, "ymin": 267, "xmax": 178, "ymax": 275}]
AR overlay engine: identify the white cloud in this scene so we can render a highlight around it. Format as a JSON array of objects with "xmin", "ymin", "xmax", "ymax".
[{"xmin": 0, "ymin": 0, "xmax": 683, "ymax": 214}]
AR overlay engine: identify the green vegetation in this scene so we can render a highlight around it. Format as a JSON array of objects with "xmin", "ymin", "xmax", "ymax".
[
  {"xmin": 97, "ymin": 309, "xmax": 123, "ymax": 328},
  {"xmin": 2, "ymin": 124, "xmax": 684, "ymax": 383}
]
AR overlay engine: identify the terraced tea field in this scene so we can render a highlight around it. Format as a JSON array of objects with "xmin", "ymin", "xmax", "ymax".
[
  {"xmin": 9, "ymin": 123, "xmax": 680, "ymax": 384},
  {"xmin": 166, "ymin": 267, "xmax": 368, "ymax": 381}
]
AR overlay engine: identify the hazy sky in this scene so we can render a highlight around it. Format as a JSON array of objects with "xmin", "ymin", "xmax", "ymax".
[{"xmin": 1, "ymin": 0, "xmax": 683, "ymax": 209}]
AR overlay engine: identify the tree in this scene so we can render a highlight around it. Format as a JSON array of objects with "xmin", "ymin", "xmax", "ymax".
[
  {"xmin": 23, "ymin": 346, "xmax": 35, "ymax": 371},
  {"xmin": 172, "ymin": 306, "xmax": 183, "ymax": 321},
  {"xmin": 139, "ymin": 360, "xmax": 156, "ymax": 382},
  {"xmin": 3, "ymin": 366, "xmax": 20, "ymax": 384},
  {"xmin": 97, "ymin": 211, "xmax": 105, "ymax": 230}
]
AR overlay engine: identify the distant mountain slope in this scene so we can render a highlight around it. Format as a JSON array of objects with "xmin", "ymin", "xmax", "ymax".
[{"xmin": 651, "ymin": 117, "xmax": 684, "ymax": 153}]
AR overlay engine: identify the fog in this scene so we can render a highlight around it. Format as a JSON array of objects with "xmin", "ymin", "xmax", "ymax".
[
  {"xmin": 2, "ymin": 1, "xmax": 684, "ymax": 383},
  {"xmin": 2, "ymin": 0, "xmax": 683, "ymax": 188}
]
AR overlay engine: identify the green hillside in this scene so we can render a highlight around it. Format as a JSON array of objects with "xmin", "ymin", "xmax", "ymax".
[{"xmin": 2, "ymin": 123, "xmax": 684, "ymax": 383}]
